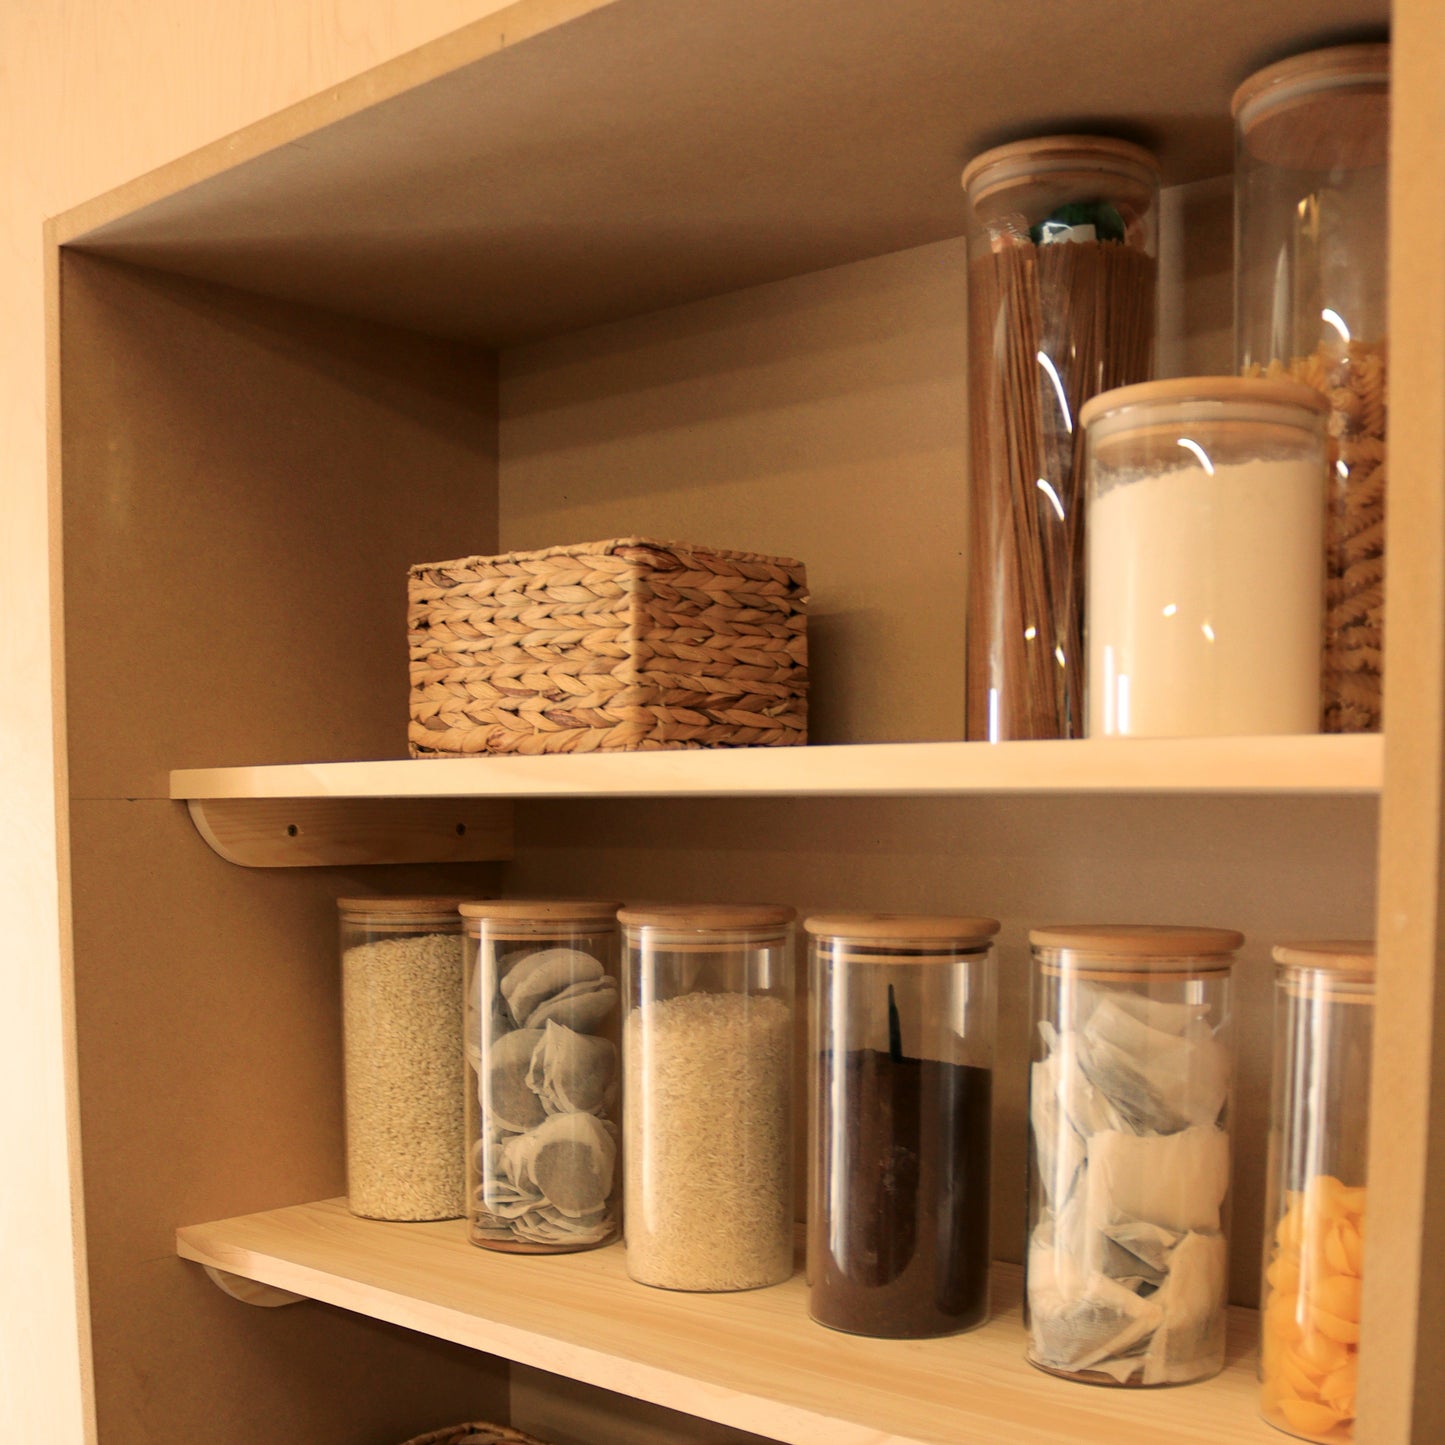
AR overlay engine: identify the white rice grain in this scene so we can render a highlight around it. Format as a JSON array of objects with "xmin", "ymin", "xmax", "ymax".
[{"xmin": 624, "ymin": 992, "xmax": 793, "ymax": 1290}]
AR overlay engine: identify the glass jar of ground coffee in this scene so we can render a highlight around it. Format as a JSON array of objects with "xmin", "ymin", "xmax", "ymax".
[{"xmin": 805, "ymin": 913, "xmax": 1000, "ymax": 1338}]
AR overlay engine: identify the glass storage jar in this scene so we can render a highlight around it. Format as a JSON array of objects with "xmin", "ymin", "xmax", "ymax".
[
  {"xmin": 1260, "ymin": 941, "xmax": 1375, "ymax": 1442},
  {"xmin": 337, "ymin": 896, "xmax": 467, "ymax": 1222},
  {"xmin": 1234, "ymin": 44, "xmax": 1390, "ymax": 734},
  {"xmin": 620, "ymin": 902, "xmax": 796, "ymax": 1291},
  {"xmin": 1081, "ymin": 377, "xmax": 1329, "ymax": 737},
  {"xmin": 461, "ymin": 898, "xmax": 622, "ymax": 1253},
  {"xmin": 805, "ymin": 913, "xmax": 999, "ymax": 1338},
  {"xmin": 1025, "ymin": 924, "xmax": 1240, "ymax": 1386},
  {"xmin": 962, "ymin": 135, "xmax": 1160, "ymax": 742}
]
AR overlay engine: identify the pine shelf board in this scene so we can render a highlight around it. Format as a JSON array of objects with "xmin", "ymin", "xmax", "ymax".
[
  {"xmin": 177, "ymin": 1198, "xmax": 1275, "ymax": 1445},
  {"xmin": 55, "ymin": 0, "xmax": 1388, "ymax": 348},
  {"xmin": 172, "ymin": 734, "xmax": 1382, "ymax": 804}
]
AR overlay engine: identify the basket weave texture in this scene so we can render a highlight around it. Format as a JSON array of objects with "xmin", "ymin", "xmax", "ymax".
[
  {"xmin": 398, "ymin": 1426, "xmax": 551, "ymax": 1445},
  {"xmin": 408, "ymin": 537, "xmax": 808, "ymax": 756}
]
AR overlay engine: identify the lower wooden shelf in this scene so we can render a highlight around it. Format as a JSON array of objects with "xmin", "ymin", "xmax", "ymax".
[{"xmin": 177, "ymin": 1199, "xmax": 1276, "ymax": 1445}]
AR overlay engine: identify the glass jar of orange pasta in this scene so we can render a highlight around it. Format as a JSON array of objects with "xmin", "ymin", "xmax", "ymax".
[{"xmin": 1260, "ymin": 942, "xmax": 1374, "ymax": 1441}]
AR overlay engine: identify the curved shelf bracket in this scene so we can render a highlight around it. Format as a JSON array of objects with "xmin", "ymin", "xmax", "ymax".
[
  {"xmin": 203, "ymin": 1265, "xmax": 307, "ymax": 1308},
  {"xmin": 185, "ymin": 796, "xmax": 513, "ymax": 868}
]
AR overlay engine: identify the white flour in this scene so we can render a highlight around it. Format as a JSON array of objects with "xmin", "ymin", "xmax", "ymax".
[{"xmin": 1088, "ymin": 456, "xmax": 1324, "ymax": 736}]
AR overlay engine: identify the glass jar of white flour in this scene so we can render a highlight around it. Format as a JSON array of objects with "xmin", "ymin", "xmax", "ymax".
[{"xmin": 1081, "ymin": 377, "xmax": 1329, "ymax": 737}]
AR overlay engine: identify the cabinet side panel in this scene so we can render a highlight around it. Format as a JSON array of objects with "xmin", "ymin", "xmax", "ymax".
[
  {"xmin": 60, "ymin": 252, "xmax": 499, "ymax": 799},
  {"xmin": 59, "ymin": 252, "xmax": 511, "ymax": 1442},
  {"xmin": 70, "ymin": 797, "xmax": 509, "ymax": 1442},
  {"xmin": 1363, "ymin": 0, "xmax": 1445, "ymax": 1437}
]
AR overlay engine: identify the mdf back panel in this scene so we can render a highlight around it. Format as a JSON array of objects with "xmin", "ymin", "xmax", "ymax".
[
  {"xmin": 58, "ymin": 251, "xmax": 509, "ymax": 1443},
  {"xmin": 496, "ymin": 230, "xmax": 1379, "ymax": 1305}
]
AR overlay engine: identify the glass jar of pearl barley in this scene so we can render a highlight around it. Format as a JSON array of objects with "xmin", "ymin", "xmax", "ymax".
[
  {"xmin": 461, "ymin": 899, "xmax": 622, "ymax": 1253},
  {"xmin": 337, "ymin": 897, "xmax": 468, "ymax": 1221},
  {"xmin": 1261, "ymin": 942, "xmax": 1374, "ymax": 1441},
  {"xmin": 620, "ymin": 903, "xmax": 796, "ymax": 1292},
  {"xmin": 1025, "ymin": 924, "xmax": 1240, "ymax": 1386}
]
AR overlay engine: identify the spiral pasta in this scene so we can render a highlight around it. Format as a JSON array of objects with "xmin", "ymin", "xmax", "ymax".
[{"xmin": 1251, "ymin": 342, "xmax": 1386, "ymax": 732}]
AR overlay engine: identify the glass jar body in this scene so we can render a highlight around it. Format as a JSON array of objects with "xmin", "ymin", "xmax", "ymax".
[
  {"xmin": 1025, "ymin": 932, "xmax": 1236, "ymax": 1386},
  {"xmin": 806, "ymin": 924, "xmax": 996, "ymax": 1338},
  {"xmin": 1234, "ymin": 46, "xmax": 1390, "ymax": 733},
  {"xmin": 464, "ymin": 902, "xmax": 622, "ymax": 1253},
  {"xmin": 962, "ymin": 136, "xmax": 1160, "ymax": 741},
  {"xmin": 1260, "ymin": 953, "xmax": 1373, "ymax": 1440},
  {"xmin": 338, "ymin": 899, "xmax": 467, "ymax": 1222},
  {"xmin": 1083, "ymin": 382, "xmax": 1328, "ymax": 737},
  {"xmin": 621, "ymin": 906, "xmax": 796, "ymax": 1291}
]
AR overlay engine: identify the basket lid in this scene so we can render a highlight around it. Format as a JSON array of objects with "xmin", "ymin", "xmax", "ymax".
[
  {"xmin": 803, "ymin": 913, "xmax": 1001, "ymax": 947},
  {"xmin": 618, "ymin": 902, "xmax": 796, "ymax": 933},
  {"xmin": 1029, "ymin": 923, "xmax": 1244, "ymax": 970},
  {"xmin": 1272, "ymin": 939, "xmax": 1376, "ymax": 975},
  {"xmin": 1233, "ymin": 43, "xmax": 1389, "ymax": 171},
  {"xmin": 457, "ymin": 898, "xmax": 621, "ymax": 925},
  {"xmin": 1078, "ymin": 375, "xmax": 1329, "ymax": 432}
]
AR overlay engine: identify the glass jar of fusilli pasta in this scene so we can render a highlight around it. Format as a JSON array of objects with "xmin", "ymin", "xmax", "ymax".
[{"xmin": 1233, "ymin": 44, "xmax": 1389, "ymax": 733}]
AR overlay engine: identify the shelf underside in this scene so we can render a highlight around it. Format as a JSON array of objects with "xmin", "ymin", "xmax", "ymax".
[
  {"xmin": 61, "ymin": 0, "xmax": 1388, "ymax": 347},
  {"xmin": 173, "ymin": 735, "xmax": 1382, "ymax": 804},
  {"xmin": 177, "ymin": 1200, "xmax": 1275, "ymax": 1445}
]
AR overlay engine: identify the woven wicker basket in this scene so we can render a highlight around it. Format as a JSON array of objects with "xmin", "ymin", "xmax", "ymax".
[
  {"xmin": 408, "ymin": 537, "xmax": 808, "ymax": 756},
  {"xmin": 398, "ymin": 1426, "xmax": 550, "ymax": 1445}
]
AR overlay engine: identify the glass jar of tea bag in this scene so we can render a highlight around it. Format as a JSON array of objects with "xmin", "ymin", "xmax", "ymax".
[
  {"xmin": 461, "ymin": 899, "xmax": 622, "ymax": 1253},
  {"xmin": 805, "ymin": 913, "xmax": 1000, "ymax": 1338},
  {"xmin": 620, "ymin": 903, "xmax": 796, "ymax": 1291},
  {"xmin": 337, "ymin": 897, "xmax": 468, "ymax": 1222},
  {"xmin": 962, "ymin": 135, "xmax": 1160, "ymax": 741},
  {"xmin": 1261, "ymin": 942, "xmax": 1374, "ymax": 1441},
  {"xmin": 1026, "ymin": 924, "xmax": 1240, "ymax": 1386},
  {"xmin": 1081, "ymin": 377, "xmax": 1329, "ymax": 737},
  {"xmin": 1234, "ymin": 45, "xmax": 1390, "ymax": 733}
]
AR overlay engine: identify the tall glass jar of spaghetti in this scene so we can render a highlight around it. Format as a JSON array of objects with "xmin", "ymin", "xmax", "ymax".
[
  {"xmin": 1234, "ymin": 45, "xmax": 1390, "ymax": 732},
  {"xmin": 962, "ymin": 136, "xmax": 1160, "ymax": 741}
]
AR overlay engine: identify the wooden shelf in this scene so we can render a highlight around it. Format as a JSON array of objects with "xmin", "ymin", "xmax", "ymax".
[
  {"xmin": 60, "ymin": 0, "xmax": 1388, "ymax": 348},
  {"xmin": 173, "ymin": 735, "xmax": 1382, "ymax": 805},
  {"xmin": 177, "ymin": 1199, "xmax": 1275, "ymax": 1445}
]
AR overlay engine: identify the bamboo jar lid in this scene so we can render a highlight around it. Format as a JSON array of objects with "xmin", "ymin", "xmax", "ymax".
[
  {"xmin": 618, "ymin": 903, "xmax": 795, "ymax": 945},
  {"xmin": 1233, "ymin": 43, "xmax": 1389, "ymax": 171},
  {"xmin": 804, "ymin": 913, "xmax": 1000, "ymax": 945},
  {"xmin": 1030, "ymin": 923, "xmax": 1244, "ymax": 973},
  {"xmin": 337, "ymin": 895, "xmax": 468, "ymax": 919},
  {"xmin": 1272, "ymin": 940, "xmax": 1376, "ymax": 974},
  {"xmin": 1078, "ymin": 375, "xmax": 1329, "ymax": 432},
  {"xmin": 961, "ymin": 134, "xmax": 1160, "ymax": 204},
  {"xmin": 457, "ymin": 898, "xmax": 621, "ymax": 925}
]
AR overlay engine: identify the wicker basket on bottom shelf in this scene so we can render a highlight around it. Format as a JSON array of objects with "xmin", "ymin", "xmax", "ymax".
[
  {"xmin": 407, "ymin": 537, "xmax": 809, "ymax": 756},
  {"xmin": 399, "ymin": 1425, "xmax": 552, "ymax": 1445}
]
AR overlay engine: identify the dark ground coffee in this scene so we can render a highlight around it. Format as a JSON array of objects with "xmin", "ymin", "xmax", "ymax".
[{"xmin": 809, "ymin": 1047, "xmax": 991, "ymax": 1338}]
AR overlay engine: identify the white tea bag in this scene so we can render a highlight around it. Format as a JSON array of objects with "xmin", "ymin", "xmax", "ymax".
[
  {"xmin": 1027, "ymin": 1243, "xmax": 1162, "ymax": 1373},
  {"xmin": 1079, "ymin": 997, "xmax": 1229, "ymax": 1132},
  {"xmin": 1086, "ymin": 1126, "xmax": 1231, "ymax": 1234},
  {"xmin": 1142, "ymin": 1230, "xmax": 1228, "ymax": 1384}
]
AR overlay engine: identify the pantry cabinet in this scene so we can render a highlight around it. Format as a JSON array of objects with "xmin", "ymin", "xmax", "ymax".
[{"xmin": 40, "ymin": 0, "xmax": 1444, "ymax": 1441}]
